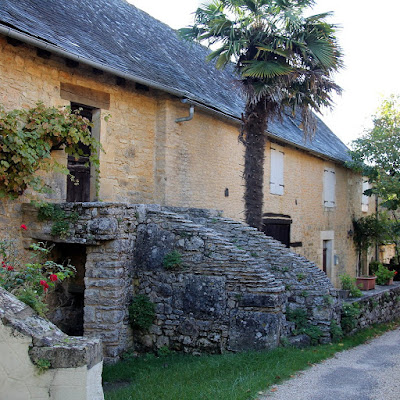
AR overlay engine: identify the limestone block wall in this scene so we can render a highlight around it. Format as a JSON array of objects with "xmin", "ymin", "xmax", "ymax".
[
  {"xmin": 0, "ymin": 35, "xmax": 367, "ymax": 288},
  {"xmin": 263, "ymin": 142, "xmax": 368, "ymax": 285},
  {"xmin": 0, "ymin": 287, "xmax": 104, "ymax": 400}
]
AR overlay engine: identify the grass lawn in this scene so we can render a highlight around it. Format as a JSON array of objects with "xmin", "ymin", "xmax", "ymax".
[{"xmin": 103, "ymin": 321, "xmax": 399, "ymax": 400}]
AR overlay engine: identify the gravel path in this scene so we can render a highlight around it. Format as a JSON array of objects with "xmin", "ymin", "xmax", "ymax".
[{"xmin": 258, "ymin": 328, "xmax": 400, "ymax": 400}]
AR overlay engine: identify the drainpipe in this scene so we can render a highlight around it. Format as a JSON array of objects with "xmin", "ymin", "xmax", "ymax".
[{"xmin": 175, "ymin": 99, "xmax": 194, "ymax": 123}]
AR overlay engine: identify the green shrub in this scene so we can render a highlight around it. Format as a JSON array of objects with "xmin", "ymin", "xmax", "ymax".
[
  {"xmin": 341, "ymin": 302, "xmax": 360, "ymax": 334},
  {"xmin": 0, "ymin": 102, "xmax": 103, "ymax": 198},
  {"xmin": 129, "ymin": 294, "xmax": 156, "ymax": 331},
  {"xmin": 0, "ymin": 238, "xmax": 75, "ymax": 316},
  {"xmin": 339, "ymin": 273, "xmax": 362, "ymax": 297},
  {"xmin": 286, "ymin": 308, "xmax": 323, "ymax": 344},
  {"xmin": 163, "ymin": 250, "xmax": 182, "ymax": 270},
  {"xmin": 369, "ymin": 260, "xmax": 381, "ymax": 275},
  {"xmin": 330, "ymin": 320, "xmax": 343, "ymax": 342},
  {"xmin": 375, "ymin": 264, "xmax": 396, "ymax": 285}
]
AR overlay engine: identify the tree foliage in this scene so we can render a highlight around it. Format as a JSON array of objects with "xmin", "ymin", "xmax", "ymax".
[
  {"xmin": 0, "ymin": 102, "xmax": 103, "ymax": 198},
  {"xmin": 349, "ymin": 96, "xmax": 400, "ymax": 211},
  {"xmin": 180, "ymin": 0, "xmax": 342, "ymax": 229}
]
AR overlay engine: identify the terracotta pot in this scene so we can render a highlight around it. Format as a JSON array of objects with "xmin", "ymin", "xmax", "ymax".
[
  {"xmin": 384, "ymin": 278, "xmax": 394, "ymax": 286},
  {"xmin": 356, "ymin": 276, "xmax": 376, "ymax": 291}
]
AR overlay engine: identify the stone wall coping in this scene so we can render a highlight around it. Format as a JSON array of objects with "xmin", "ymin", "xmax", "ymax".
[
  {"xmin": 343, "ymin": 282, "xmax": 400, "ymax": 303},
  {"xmin": 0, "ymin": 287, "xmax": 102, "ymax": 369}
]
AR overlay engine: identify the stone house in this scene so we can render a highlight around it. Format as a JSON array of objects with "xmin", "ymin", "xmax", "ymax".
[
  {"xmin": 0, "ymin": 0, "xmax": 372, "ymax": 360},
  {"xmin": 0, "ymin": 0, "xmax": 369, "ymax": 284}
]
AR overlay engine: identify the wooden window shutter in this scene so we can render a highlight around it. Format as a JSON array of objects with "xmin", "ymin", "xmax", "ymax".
[
  {"xmin": 270, "ymin": 148, "xmax": 284, "ymax": 195},
  {"xmin": 323, "ymin": 168, "xmax": 336, "ymax": 207},
  {"xmin": 362, "ymin": 179, "xmax": 369, "ymax": 212}
]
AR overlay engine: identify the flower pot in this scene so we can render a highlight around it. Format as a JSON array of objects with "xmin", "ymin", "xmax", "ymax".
[
  {"xmin": 356, "ymin": 276, "xmax": 376, "ymax": 291},
  {"xmin": 384, "ymin": 278, "xmax": 394, "ymax": 286},
  {"xmin": 338, "ymin": 289, "xmax": 350, "ymax": 299}
]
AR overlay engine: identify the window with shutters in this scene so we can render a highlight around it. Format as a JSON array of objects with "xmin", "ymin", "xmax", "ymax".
[
  {"xmin": 323, "ymin": 167, "xmax": 336, "ymax": 207},
  {"xmin": 362, "ymin": 179, "xmax": 370, "ymax": 212},
  {"xmin": 270, "ymin": 147, "xmax": 284, "ymax": 195}
]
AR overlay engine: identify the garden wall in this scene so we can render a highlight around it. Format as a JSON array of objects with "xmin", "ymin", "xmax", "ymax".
[
  {"xmin": 0, "ymin": 287, "xmax": 104, "ymax": 400},
  {"xmin": 343, "ymin": 283, "xmax": 400, "ymax": 334}
]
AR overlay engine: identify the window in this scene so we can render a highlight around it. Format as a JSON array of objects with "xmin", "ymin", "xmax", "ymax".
[
  {"xmin": 270, "ymin": 147, "xmax": 284, "ymax": 195},
  {"xmin": 362, "ymin": 179, "xmax": 370, "ymax": 212},
  {"xmin": 323, "ymin": 167, "xmax": 336, "ymax": 207}
]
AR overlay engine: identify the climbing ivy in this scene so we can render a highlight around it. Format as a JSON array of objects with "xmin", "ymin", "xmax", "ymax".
[{"xmin": 0, "ymin": 102, "xmax": 103, "ymax": 198}]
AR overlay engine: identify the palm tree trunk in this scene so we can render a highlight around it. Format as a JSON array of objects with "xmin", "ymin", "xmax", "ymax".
[{"xmin": 243, "ymin": 99, "xmax": 268, "ymax": 230}]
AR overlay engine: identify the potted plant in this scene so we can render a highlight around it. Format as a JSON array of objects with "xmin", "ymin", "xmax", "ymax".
[
  {"xmin": 375, "ymin": 263, "xmax": 397, "ymax": 285},
  {"xmin": 339, "ymin": 273, "xmax": 363, "ymax": 298},
  {"xmin": 356, "ymin": 275, "xmax": 376, "ymax": 290}
]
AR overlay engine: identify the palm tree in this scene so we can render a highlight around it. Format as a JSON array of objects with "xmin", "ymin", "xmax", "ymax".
[{"xmin": 180, "ymin": 0, "xmax": 343, "ymax": 229}]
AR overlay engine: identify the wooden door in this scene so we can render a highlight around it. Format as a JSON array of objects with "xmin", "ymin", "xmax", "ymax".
[{"xmin": 66, "ymin": 104, "xmax": 92, "ymax": 202}]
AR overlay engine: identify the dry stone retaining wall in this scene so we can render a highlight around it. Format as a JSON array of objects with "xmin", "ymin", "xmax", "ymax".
[
  {"xmin": 133, "ymin": 209, "xmax": 286, "ymax": 353},
  {"xmin": 344, "ymin": 283, "xmax": 400, "ymax": 334},
  {"xmin": 21, "ymin": 203, "xmax": 339, "ymax": 361},
  {"xmin": 164, "ymin": 207, "xmax": 340, "ymax": 342}
]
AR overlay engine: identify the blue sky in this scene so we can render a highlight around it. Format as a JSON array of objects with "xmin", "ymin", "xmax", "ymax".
[{"xmin": 128, "ymin": 0, "xmax": 400, "ymax": 146}]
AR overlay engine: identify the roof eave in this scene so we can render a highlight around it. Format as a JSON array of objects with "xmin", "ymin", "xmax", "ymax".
[{"xmin": 0, "ymin": 24, "xmax": 350, "ymax": 167}]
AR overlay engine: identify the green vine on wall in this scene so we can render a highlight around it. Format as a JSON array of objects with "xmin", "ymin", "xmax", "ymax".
[
  {"xmin": 37, "ymin": 203, "xmax": 79, "ymax": 238},
  {"xmin": 0, "ymin": 102, "xmax": 104, "ymax": 198}
]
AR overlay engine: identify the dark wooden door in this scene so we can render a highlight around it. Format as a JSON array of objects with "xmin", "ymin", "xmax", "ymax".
[
  {"xmin": 66, "ymin": 104, "xmax": 92, "ymax": 202},
  {"xmin": 263, "ymin": 223, "xmax": 291, "ymax": 247},
  {"xmin": 262, "ymin": 214, "xmax": 292, "ymax": 248}
]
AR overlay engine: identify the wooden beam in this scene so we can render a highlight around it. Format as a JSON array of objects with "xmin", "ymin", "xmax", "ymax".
[{"xmin": 60, "ymin": 82, "xmax": 110, "ymax": 110}]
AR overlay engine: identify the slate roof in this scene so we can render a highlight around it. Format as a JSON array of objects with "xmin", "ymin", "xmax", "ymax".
[{"xmin": 0, "ymin": 0, "xmax": 351, "ymax": 163}]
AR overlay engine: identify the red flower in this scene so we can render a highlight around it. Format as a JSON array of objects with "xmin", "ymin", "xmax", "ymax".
[
  {"xmin": 7, "ymin": 265, "xmax": 13, "ymax": 271},
  {"xmin": 20, "ymin": 224, "xmax": 27, "ymax": 230},
  {"xmin": 40, "ymin": 280, "xmax": 49, "ymax": 291},
  {"xmin": 395, "ymin": 271, "xmax": 398, "ymax": 275},
  {"xmin": 49, "ymin": 274, "xmax": 58, "ymax": 282}
]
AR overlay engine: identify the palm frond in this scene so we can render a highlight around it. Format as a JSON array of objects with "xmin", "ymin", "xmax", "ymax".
[{"xmin": 242, "ymin": 60, "xmax": 293, "ymax": 78}]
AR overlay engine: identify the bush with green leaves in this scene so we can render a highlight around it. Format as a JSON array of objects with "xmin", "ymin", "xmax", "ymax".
[
  {"xmin": 0, "ymin": 102, "xmax": 103, "ymax": 198},
  {"xmin": 0, "ymin": 234, "xmax": 75, "ymax": 316},
  {"xmin": 341, "ymin": 302, "xmax": 360, "ymax": 334},
  {"xmin": 129, "ymin": 294, "xmax": 156, "ymax": 331},
  {"xmin": 374, "ymin": 263, "xmax": 397, "ymax": 285},
  {"xmin": 286, "ymin": 308, "xmax": 323, "ymax": 345},
  {"xmin": 330, "ymin": 320, "xmax": 343, "ymax": 343},
  {"xmin": 163, "ymin": 250, "xmax": 182, "ymax": 270},
  {"xmin": 339, "ymin": 273, "xmax": 362, "ymax": 297}
]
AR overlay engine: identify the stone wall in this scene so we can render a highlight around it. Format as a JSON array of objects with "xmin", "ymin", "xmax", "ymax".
[
  {"xmin": 21, "ymin": 203, "xmax": 341, "ymax": 361},
  {"xmin": 0, "ymin": 287, "xmax": 104, "ymax": 400},
  {"xmin": 344, "ymin": 283, "xmax": 400, "ymax": 334},
  {"xmin": 164, "ymin": 207, "xmax": 340, "ymax": 342},
  {"xmin": 22, "ymin": 202, "xmax": 141, "ymax": 363},
  {"xmin": 133, "ymin": 209, "xmax": 286, "ymax": 353}
]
